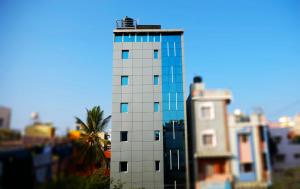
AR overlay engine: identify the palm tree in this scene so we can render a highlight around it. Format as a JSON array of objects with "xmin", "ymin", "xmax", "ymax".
[{"xmin": 75, "ymin": 106, "xmax": 111, "ymax": 174}]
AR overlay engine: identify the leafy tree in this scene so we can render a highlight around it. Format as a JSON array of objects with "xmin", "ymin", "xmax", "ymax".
[
  {"xmin": 75, "ymin": 106, "xmax": 111, "ymax": 174},
  {"xmin": 38, "ymin": 169, "xmax": 123, "ymax": 189}
]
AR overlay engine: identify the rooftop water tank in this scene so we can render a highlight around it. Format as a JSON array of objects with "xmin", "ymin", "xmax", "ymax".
[{"xmin": 122, "ymin": 16, "xmax": 134, "ymax": 28}]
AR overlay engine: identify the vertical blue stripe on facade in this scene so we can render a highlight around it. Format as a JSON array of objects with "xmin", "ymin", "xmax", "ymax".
[{"xmin": 161, "ymin": 34, "xmax": 186, "ymax": 187}]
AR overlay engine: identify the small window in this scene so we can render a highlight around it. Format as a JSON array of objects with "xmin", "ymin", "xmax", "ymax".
[
  {"xmin": 0, "ymin": 118, "xmax": 3, "ymax": 127},
  {"xmin": 154, "ymin": 130, "xmax": 160, "ymax": 141},
  {"xmin": 240, "ymin": 134, "xmax": 249, "ymax": 143},
  {"xmin": 154, "ymin": 50, "xmax": 158, "ymax": 59},
  {"xmin": 155, "ymin": 161, "xmax": 160, "ymax": 171},
  {"xmin": 201, "ymin": 107, "xmax": 211, "ymax": 119},
  {"xmin": 294, "ymin": 153, "xmax": 300, "ymax": 159},
  {"xmin": 120, "ymin": 161, "xmax": 128, "ymax": 172},
  {"xmin": 240, "ymin": 163, "xmax": 253, "ymax": 173},
  {"xmin": 200, "ymin": 103, "xmax": 215, "ymax": 120},
  {"xmin": 273, "ymin": 136, "xmax": 282, "ymax": 144},
  {"xmin": 154, "ymin": 75, "xmax": 159, "ymax": 85},
  {"xmin": 120, "ymin": 103, "xmax": 128, "ymax": 113},
  {"xmin": 121, "ymin": 76, "xmax": 128, "ymax": 86},
  {"xmin": 275, "ymin": 154, "xmax": 285, "ymax": 162},
  {"xmin": 120, "ymin": 131, "xmax": 128, "ymax": 142},
  {"xmin": 122, "ymin": 50, "xmax": 129, "ymax": 59},
  {"xmin": 154, "ymin": 102, "xmax": 160, "ymax": 112},
  {"xmin": 203, "ymin": 134, "xmax": 213, "ymax": 146}
]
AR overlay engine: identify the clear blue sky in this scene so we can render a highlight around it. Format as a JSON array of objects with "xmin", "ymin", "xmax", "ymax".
[{"xmin": 1, "ymin": 0, "xmax": 300, "ymax": 134}]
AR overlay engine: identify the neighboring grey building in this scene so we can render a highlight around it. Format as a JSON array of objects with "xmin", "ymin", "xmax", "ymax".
[
  {"xmin": 0, "ymin": 106, "xmax": 11, "ymax": 129},
  {"xmin": 110, "ymin": 17, "xmax": 188, "ymax": 189},
  {"xmin": 187, "ymin": 76, "xmax": 233, "ymax": 189}
]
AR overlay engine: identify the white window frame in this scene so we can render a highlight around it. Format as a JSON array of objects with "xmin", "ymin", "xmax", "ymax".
[
  {"xmin": 201, "ymin": 129, "xmax": 217, "ymax": 148},
  {"xmin": 199, "ymin": 102, "xmax": 215, "ymax": 120}
]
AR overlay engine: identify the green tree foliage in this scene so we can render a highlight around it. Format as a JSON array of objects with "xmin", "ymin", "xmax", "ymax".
[
  {"xmin": 75, "ymin": 106, "xmax": 111, "ymax": 170},
  {"xmin": 38, "ymin": 169, "xmax": 123, "ymax": 189}
]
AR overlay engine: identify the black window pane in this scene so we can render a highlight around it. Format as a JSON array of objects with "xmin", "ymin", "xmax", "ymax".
[
  {"xmin": 120, "ymin": 131, "xmax": 128, "ymax": 141},
  {"xmin": 120, "ymin": 162, "xmax": 127, "ymax": 172},
  {"xmin": 154, "ymin": 130, "xmax": 160, "ymax": 141},
  {"xmin": 155, "ymin": 161, "xmax": 160, "ymax": 171}
]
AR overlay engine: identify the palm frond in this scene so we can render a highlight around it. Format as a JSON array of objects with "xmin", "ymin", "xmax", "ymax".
[
  {"xmin": 97, "ymin": 115, "xmax": 111, "ymax": 132},
  {"xmin": 74, "ymin": 106, "xmax": 111, "ymax": 170},
  {"xmin": 75, "ymin": 117, "xmax": 89, "ymax": 133}
]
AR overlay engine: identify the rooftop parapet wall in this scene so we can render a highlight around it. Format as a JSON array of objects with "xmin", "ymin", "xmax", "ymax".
[
  {"xmin": 228, "ymin": 114, "xmax": 267, "ymax": 127},
  {"xmin": 189, "ymin": 81, "xmax": 232, "ymax": 102}
]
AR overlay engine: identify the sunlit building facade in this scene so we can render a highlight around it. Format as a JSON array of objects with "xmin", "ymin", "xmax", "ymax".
[
  {"xmin": 187, "ymin": 76, "xmax": 233, "ymax": 189},
  {"xmin": 110, "ymin": 17, "xmax": 188, "ymax": 189},
  {"xmin": 229, "ymin": 113, "xmax": 272, "ymax": 188}
]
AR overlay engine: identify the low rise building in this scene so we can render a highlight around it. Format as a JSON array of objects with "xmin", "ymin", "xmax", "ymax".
[
  {"xmin": 187, "ymin": 76, "xmax": 233, "ymax": 189},
  {"xmin": 269, "ymin": 120, "xmax": 300, "ymax": 170},
  {"xmin": 228, "ymin": 112, "xmax": 272, "ymax": 188},
  {"xmin": 25, "ymin": 122, "xmax": 55, "ymax": 138},
  {"xmin": 0, "ymin": 106, "xmax": 11, "ymax": 129}
]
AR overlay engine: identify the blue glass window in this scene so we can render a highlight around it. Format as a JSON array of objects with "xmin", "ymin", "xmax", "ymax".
[
  {"xmin": 154, "ymin": 75, "xmax": 159, "ymax": 85},
  {"xmin": 123, "ymin": 33, "xmax": 134, "ymax": 42},
  {"xmin": 154, "ymin": 35, "xmax": 160, "ymax": 42},
  {"xmin": 154, "ymin": 102, "xmax": 160, "ymax": 112},
  {"xmin": 154, "ymin": 50, "xmax": 158, "ymax": 59},
  {"xmin": 122, "ymin": 50, "xmax": 129, "ymax": 59},
  {"xmin": 142, "ymin": 35, "xmax": 148, "ymax": 42},
  {"xmin": 121, "ymin": 76, "xmax": 128, "ymax": 86},
  {"xmin": 121, "ymin": 103, "xmax": 128, "ymax": 113},
  {"xmin": 115, "ymin": 34, "xmax": 122, "ymax": 42},
  {"xmin": 149, "ymin": 34, "xmax": 155, "ymax": 42},
  {"xmin": 136, "ymin": 34, "xmax": 142, "ymax": 42}
]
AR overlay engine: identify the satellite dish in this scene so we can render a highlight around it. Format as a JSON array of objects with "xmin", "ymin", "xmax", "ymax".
[
  {"xmin": 31, "ymin": 112, "xmax": 39, "ymax": 120},
  {"xmin": 234, "ymin": 109, "xmax": 242, "ymax": 116}
]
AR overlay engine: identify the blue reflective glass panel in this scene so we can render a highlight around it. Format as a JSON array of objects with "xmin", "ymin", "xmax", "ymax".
[
  {"xmin": 154, "ymin": 50, "xmax": 158, "ymax": 59},
  {"xmin": 149, "ymin": 35, "xmax": 154, "ymax": 42},
  {"xmin": 122, "ymin": 50, "xmax": 129, "ymax": 59},
  {"xmin": 142, "ymin": 35, "xmax": 148, "ymax": 42},
  {"xmin": 136, "ymin": 34, "xmax": 142, "ymax": 42},
  {"xmin": 121, "ymin": 76, "xmax": 128, "ymax": 86},
  {"xmin": 123, "ymin": 34, "xmax": 135, "ymax": 42},
  {"xmin": 177, "ymin": 102, "xmax": 184, "ymax": 111},
  {"xmin": 115, "ymin": 35, "xmax": 122, "ymax": 42},
  {"xmin": 154, "ymin": 75, "xmax": 159, "ymax": 85},
  {"xmin": 121, "ymin": 103, "xmax": 128, "ymax": 113},
  {"xmin": 154, "ymin": 102, "xmax": 160, "ymax": 112},
  {"xmin": 154, "ymin": 35, "xmax": 160, "ymax": 42}
]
